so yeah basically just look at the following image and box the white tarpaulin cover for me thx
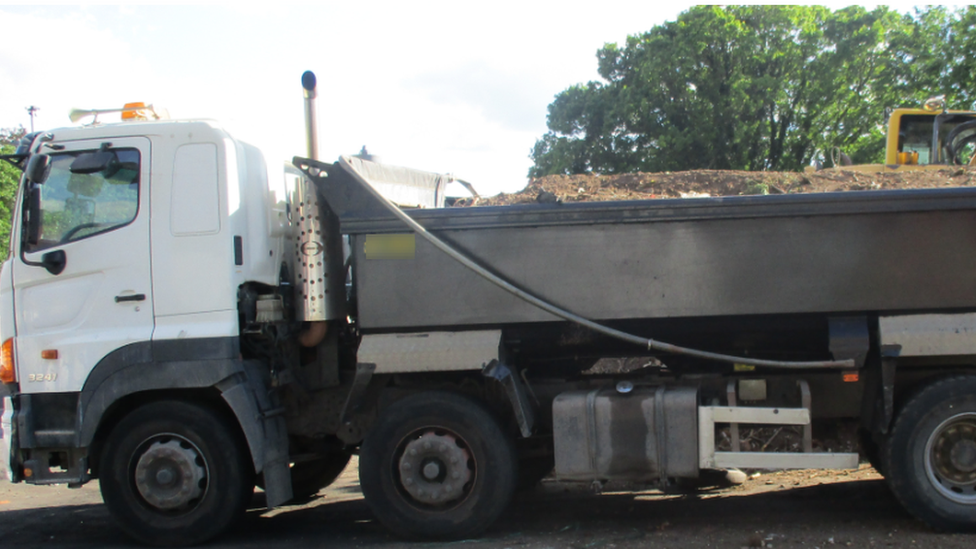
[339,155,448,209]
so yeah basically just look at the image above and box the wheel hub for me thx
[422,461,442,480]
[926,412,976,504]
[949,440,976,473]
[134,438,207,510]
[398,432,471,505]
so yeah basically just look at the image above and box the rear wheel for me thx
[884,376,976,532]
[359,391,517,540]
[99,400,254,546]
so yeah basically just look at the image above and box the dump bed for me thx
[311,157,976,332]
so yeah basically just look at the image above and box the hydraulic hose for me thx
[334,156,855,370]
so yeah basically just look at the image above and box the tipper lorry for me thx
[2,72,976,545]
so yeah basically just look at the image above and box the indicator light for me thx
[0,339,15,384]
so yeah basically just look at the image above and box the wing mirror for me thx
[25,154,51,184]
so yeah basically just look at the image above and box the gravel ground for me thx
[1,458,972,549]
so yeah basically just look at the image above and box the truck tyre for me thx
[98,400,254,546]
[359,391,517,540]
[884,375,976,532]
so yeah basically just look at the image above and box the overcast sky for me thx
[0,2,919,195]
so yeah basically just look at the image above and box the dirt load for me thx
[456,167,976,206]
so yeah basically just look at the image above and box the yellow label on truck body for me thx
[364,234,416,259]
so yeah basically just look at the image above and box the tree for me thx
[0,126,27,260]
[529,6,966,177]
[887,6,976,110]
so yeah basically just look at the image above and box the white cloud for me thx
[116,4,137,17]
[405,60,550,133]
[0,2,692,193]
[0,9,160,132]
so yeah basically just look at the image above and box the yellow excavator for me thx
[825,96,976,172]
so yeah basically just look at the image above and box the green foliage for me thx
[1,126,27,261]
[743,181,769,196]
[0,126,26,148]
[887,6,976,113]
[530,6,976,177]
[695,0,828,8]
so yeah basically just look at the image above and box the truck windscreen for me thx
[24,148,140,253]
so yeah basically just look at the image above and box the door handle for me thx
[115,294,146,303]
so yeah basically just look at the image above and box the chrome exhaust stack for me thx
[294,71,342,343]
[301,71,319,160]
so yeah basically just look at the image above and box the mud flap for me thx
[483,360,535,437]
[218,361,293,507]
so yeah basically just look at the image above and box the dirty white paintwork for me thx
[879,313,976,357]
[358,330,501,373]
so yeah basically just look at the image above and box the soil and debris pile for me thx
[454,167,976,207]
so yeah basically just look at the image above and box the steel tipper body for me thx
[296,155,976,536]
[329,164,976,329]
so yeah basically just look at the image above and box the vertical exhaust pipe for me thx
[296,70,338,347]
[301,71,319,161]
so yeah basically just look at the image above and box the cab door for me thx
[12,137,153,394]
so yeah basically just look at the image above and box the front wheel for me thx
[359,391,517,540]
[884,375,976,532]
[99,400,254,546]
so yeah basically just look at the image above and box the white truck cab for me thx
[0,97,447,544]
[0,116,313,543]
[8,120,294,390]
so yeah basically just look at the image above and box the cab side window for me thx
[26,148,140,252]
